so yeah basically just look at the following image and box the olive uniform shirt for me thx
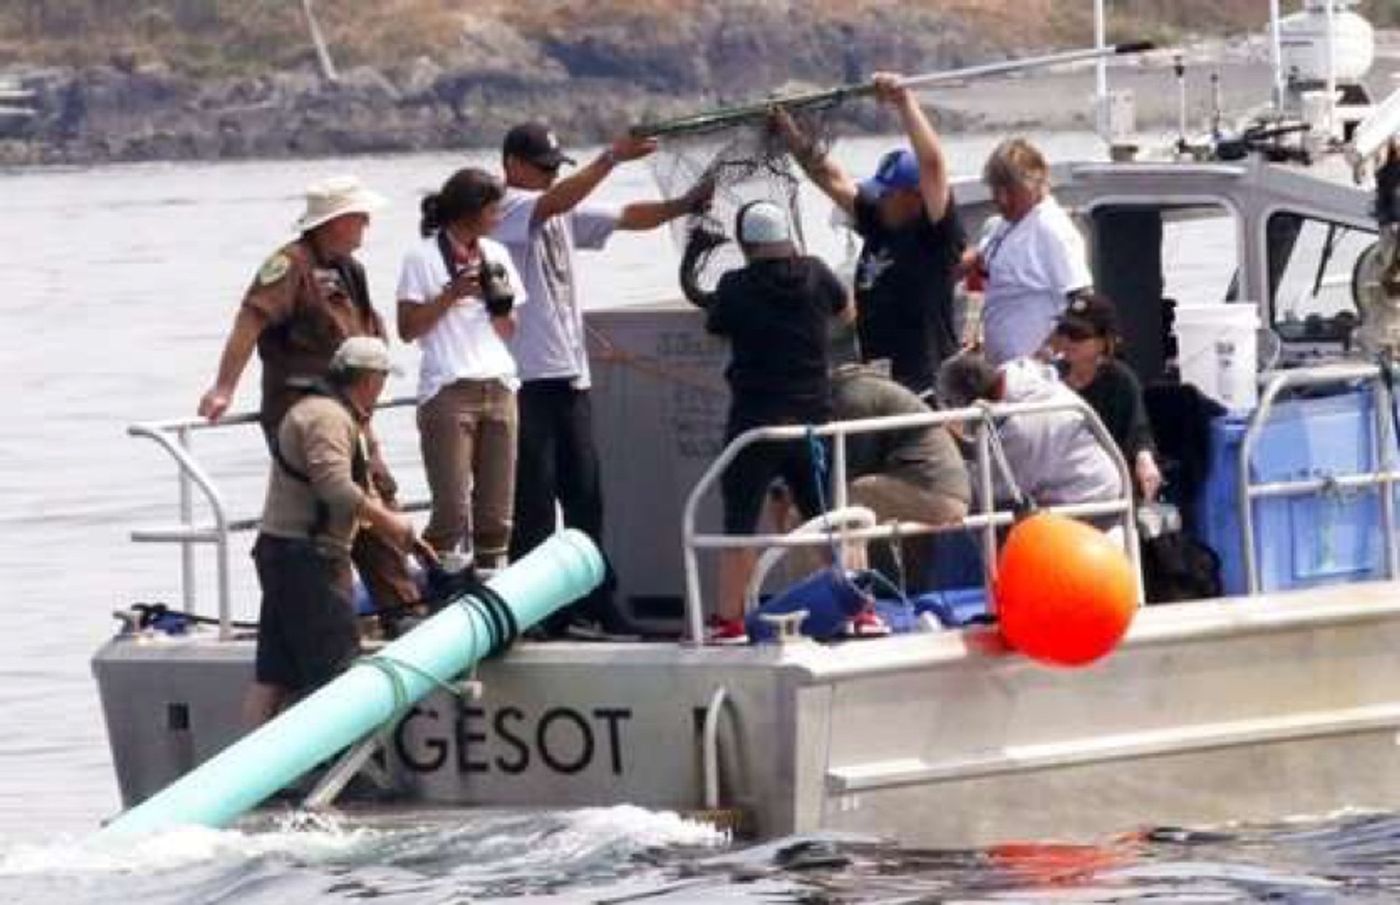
[242,239,386,435]
[259,395,371,556]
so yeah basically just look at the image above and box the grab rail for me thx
[680,397,1142,645]
[127,396,423,638]
[1238,363,1400,594]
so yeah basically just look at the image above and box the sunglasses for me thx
[1056,322,1100,342]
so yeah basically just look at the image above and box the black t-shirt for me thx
[705,255,847,425]
[853,192,966,393]
[1078,358,1155,461]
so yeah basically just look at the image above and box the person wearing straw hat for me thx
[247,336,426,724]
[775,72,967,398]
[196,174,422,629]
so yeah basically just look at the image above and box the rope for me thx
[977,403,1035,519]
[805,427,843,566]
[586,325,729,396]
[354,575,516,732]
[129,602,258,631]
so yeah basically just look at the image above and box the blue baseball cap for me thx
[859,148,920,199]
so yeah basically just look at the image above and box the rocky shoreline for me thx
[0,6,995,167]
[1,16,1384,168]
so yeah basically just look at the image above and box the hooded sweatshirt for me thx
[995,358,1124,506]
[705,255,848,426]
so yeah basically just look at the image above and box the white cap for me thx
[736,201,792,245]
[293,175,387,233]
[329,336,398,375]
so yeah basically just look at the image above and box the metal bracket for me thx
[302,732,395,810]
[758,609,810,646]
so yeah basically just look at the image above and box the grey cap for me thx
[329,336,399,375]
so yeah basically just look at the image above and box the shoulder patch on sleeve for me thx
[257,252,292,286]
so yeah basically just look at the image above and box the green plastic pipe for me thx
[97,528,604,839]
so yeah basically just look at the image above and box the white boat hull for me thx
[93,580,1400,844]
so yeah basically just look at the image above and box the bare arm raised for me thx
[871,71,950,224]
[529,134,658,227]
[772,106,859,218]
[618,178,715,231]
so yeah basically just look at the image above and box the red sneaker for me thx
[846,607,891,638]
[706,615,749,645]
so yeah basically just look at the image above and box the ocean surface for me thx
[0,130,1381,903]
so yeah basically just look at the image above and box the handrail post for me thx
[975,419,998,589]
[1240,376,1285,595]
[176,427,197,615]
[831,427,850,568]
[215,529,232,641]
[678,397,1146,641]
[128,424,234,638]
[1375,370,1399,579]
[1239,363,1387,595]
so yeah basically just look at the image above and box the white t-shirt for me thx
[980,196,1091,366]
[492,187,620,389]
[396,234,528,404]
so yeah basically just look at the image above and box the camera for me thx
[480,260,515,318]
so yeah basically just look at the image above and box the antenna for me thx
[1094,0,1109,141]
[1175,53,1188,153]
[1269,0,1285,111]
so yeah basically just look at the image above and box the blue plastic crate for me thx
[1197,388,1391,595]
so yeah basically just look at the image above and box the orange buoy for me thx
[993,512,1137,667]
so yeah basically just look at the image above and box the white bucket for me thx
[1175,303,1260,410]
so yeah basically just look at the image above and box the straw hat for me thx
[293,175,387,233]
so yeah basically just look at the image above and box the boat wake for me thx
[0,805,728,904]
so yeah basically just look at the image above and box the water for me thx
[2,132,1395,902]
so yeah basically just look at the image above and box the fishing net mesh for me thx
[647,101,846,293]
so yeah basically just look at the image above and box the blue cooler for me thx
[1197,388,1391,595]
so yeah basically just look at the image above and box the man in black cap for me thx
[494,122,712,638]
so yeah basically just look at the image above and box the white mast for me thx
[1095,0,1109,139]
[1269,0,1285,110]
[1324,0,1338,138]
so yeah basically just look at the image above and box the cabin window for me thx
[1266,211,1375,348]
[1092,202,1240,383]
[1161,204,1239,307]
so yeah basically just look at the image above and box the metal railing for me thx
[127,396,424,639]
[680,398,1143,645]
[1238,363,1400,594]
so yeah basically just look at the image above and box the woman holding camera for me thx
[397,167,527,570]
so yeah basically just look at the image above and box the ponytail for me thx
[419,168,505,239]
[419,193,443,238]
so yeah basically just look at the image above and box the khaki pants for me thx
[418,379,518,568]
[850,473,969,588]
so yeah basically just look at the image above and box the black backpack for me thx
[1138,503,1223,604]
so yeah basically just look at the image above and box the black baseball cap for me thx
[502,122,575,169]
[1055,293,1119,341]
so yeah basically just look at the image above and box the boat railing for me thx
[126,396,425,639]
[680,397,1142,645]
[1239,362,1400,594]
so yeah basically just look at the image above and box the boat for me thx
[92,3,1400,845]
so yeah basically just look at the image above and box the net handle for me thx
[633,41,1156,138]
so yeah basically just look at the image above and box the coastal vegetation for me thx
[1,1,1392,165]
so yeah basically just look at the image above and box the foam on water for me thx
[0,816,376,877]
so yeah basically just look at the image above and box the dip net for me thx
[640,96,849,296]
